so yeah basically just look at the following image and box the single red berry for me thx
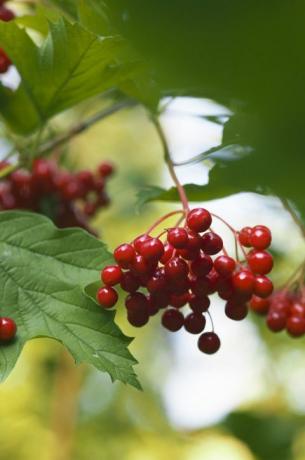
[254,275,274,298]
[238,227,253,247]
[160,243,174,264]
[201,232,223,255]
[191,254,213,277]
[286,316,305,337]
[186,208,212,233]
[130,254,154,276]
[232,270,255,296]
[217,278,234,300]
[98,162,114,177]
[249,296,270,315]
[247,250,273,275]
[146,268,167,293]
[101,265,122,286]
[198,332,221,354]
[161,308,184,332]
[125,292,149,314]
[77,170,95,190]
[170,292,190,308]
[225,300,248,321]
[97,287,118,308]
[214,255,236,277]
[266,310,286,332]
[147,295,160,316]
[290,301,305,318]
[164,257,189,281]
[120,271,140,293]
[0,317,16,341]
[185,230,202,252]
[206,269,220,294]
[189,294,210,313]
[133,234,152,253]
[0,48,10,73]
[167,227,189,249]
[184,313,206,334]
[127,309,149,327]
[114,243,135,268]
[249,225,272,250]
[0,6,15,21]
[139,238,164,263]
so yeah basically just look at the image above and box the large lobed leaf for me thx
[0,211,139,388]
[0,18,140,134]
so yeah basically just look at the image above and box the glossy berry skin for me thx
[225,301,248,321]
[247,250,273,275]
[286,316,305,337]
[214,256,236,277]
[0,317,16,341]
[249,225,272,250]
[254,275,273,298]
[167,227,189,249]
[114,243,135,268]
[164,257,188,281]
[186,208,212,233]
[238,227,253,247]
[120,272,140,293]
[97,287,118,308]
[201,232,223,255]
[189,294,210,313]
[125,292,149,314]
[146,269,167,293]
[191,254,213,277]
[170,293,190,308]
[249,296,270,315]
[133,234,152,253]
[184,313,206,334]
[139,238,164,263]
[198,332,221,354]
[160,243,174,264]
[161,308,184,331]
[266,310,287,332]
[127,309,149,327]
[232,270,255,296]
[98,162,114,177]
[101,265,122,286]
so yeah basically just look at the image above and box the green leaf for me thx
[0,211,139,388]
[0,18,140,134]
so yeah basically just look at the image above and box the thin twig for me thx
[280,197,305,239]
[38,99,137,156]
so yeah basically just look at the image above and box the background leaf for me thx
[0,211,139,388]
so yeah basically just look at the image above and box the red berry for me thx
[164,257,188,281]
[191,254,213,277]
[0,48,10,73]
[189,294,210,313]
[186,208,212,233]
[150,291,171,309]
[77,170,94,190]
[133,234,152,253]
[186,231,202,252]
[97,287,118,308]
[120,271,140,293]
[147,295,160,316]
[217,278,234,300]
[0,6,15,21]
[225,301,248,321]
[287,316,305,337]
[167,227,189,249]
[247,250,273,275]
[232,270,255,296]
[198,332,221,354]
[125,292,149,314]
[98,162,114,177]
[254,275,273,298]
[139,238,164,263]
[130,254,153,276]
[214,255,236,277]
[127,309,149,327]
[160,243,174,264]
[184,313,206,334]
[201,232,223,255]
[238,227,253,247]
[170,292,190,308]
[146,268,167,293]
[101,265,122,286]
[249,296,270,315]
[249,225,272,250]
[266,310,286,332]
[114,243,135,268]
[161,308,184,332]
[0,317,16,341]
[290,301,305,318]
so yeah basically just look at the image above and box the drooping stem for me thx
[280,197,305,239]
[210,212,248,260]
[151,116,190,213]
[38,99,137,156]
[146,210,185,235]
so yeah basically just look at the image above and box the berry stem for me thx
[280,197,305,239]
[146,210,185,235]
[210,212,248,259]
[207,311,215,332]
[281,258,305,290]
[151,116,190,213]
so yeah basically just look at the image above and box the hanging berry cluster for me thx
[0,158,114,233]
[0,1,15,74]
[250,263,305,337]
[96,208,274,355]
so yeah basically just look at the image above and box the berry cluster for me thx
[0,158,114,232]
[0,1,15,74]
[0,317,16,342]
[96,208,274,355]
